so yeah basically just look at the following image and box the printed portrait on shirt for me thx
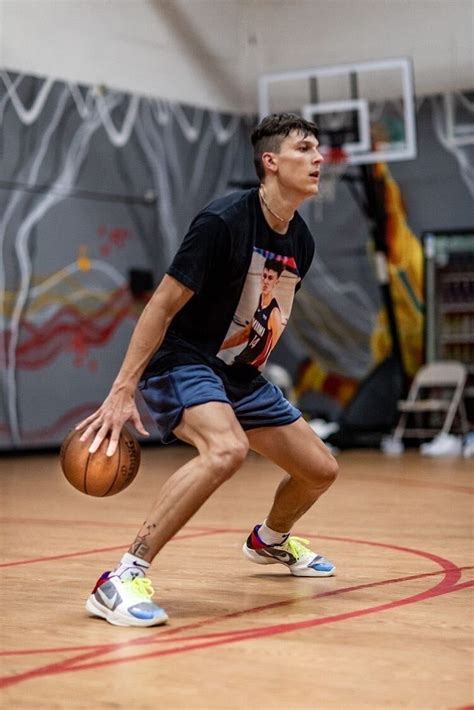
[217,247,300,371]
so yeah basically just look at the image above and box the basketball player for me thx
[220,258,284,369]
[77,113,338,627]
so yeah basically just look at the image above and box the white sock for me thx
[258,520,290,546]
[111,552,150,581]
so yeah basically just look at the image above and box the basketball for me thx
[60,426,141,496]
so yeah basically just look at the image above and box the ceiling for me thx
[1,0,473,113]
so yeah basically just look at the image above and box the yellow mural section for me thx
[370,163,424,377]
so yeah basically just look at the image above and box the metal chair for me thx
[392,361,469,442]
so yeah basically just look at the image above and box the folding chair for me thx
[392,361,469,442]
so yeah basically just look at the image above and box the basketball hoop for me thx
[318,144,348,203]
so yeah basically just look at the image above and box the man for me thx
[77,113,338,628]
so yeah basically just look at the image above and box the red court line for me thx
[1,578,471,687]
[3,566,472,657]
[64,579,474,673]
[0,532,471,688]
[0,528,226,569]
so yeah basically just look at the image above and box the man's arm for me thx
[220,323,252,351]
[268,307,283,348]
[76,274,193,456]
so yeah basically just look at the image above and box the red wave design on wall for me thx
[1,287,136,370]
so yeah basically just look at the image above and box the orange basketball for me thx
[60,426,141,496]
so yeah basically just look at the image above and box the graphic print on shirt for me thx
[217,247,300,371]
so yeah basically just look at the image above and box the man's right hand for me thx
[75,387,149,457]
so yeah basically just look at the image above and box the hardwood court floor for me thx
[0,446,472,710]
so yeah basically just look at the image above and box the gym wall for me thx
[1,70,472,449]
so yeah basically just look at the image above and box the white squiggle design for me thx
[0,73,22,122]
[456,90,474,113]
[150,102,186,202]
[136,101,179,263]
[154,99,170,126]
[188,124,216,197]
[209,111,241,144]
[6,96,120,442]
[0,85,71,387]
[1,72,247,443]
[170,103,205,142]
[96,93,140,148]
[66,82,96,119]
[0,71,55,125]
[1,72,241,146]
[213,126,241,196]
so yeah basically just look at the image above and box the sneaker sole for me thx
[242,543,281,565]
[85,595,168,627]
[242,543,336,577]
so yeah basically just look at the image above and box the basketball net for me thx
[312,145,348,221]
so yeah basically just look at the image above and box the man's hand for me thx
[75,388,149,457]
[74,275,193,458]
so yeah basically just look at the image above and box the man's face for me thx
[261,268,280,295]
[267,131,323,197]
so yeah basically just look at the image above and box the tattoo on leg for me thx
[129,522,157,558]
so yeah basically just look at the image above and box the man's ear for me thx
[261,151,278,175]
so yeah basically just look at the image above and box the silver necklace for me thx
[259,187,290,223]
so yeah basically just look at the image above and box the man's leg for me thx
[247,417,338,532]
[243,416,338,577]
[129,401,249,560]
[86,401,248,626]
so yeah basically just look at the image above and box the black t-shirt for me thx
[143,188,315,384]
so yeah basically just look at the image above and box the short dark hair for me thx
[263,257,284,276]
[251,112,319,181]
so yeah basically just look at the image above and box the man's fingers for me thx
[76,412,100,432]
[88,423,111,454]
[133,413,149,438]
[106,428,122,457]
[79,421,102,443]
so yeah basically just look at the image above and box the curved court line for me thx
[0,532,471,688]
[1,570,471,687]
[2,566,472,657]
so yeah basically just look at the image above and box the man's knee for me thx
[205,436,249,483]
[323,453,339,483]
[309,450,338,490]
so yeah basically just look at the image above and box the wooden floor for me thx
[0,446,473,710]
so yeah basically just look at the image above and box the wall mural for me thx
[1,71,472,448]
[0,70,252,448]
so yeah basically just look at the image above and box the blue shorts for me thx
[138,364,301,444]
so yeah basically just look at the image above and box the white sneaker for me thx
[86,572,168,627]
[243,526,335,577]
[420,433,462,457]
[381,435,405,455]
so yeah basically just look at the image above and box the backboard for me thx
[258,57,417,166]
